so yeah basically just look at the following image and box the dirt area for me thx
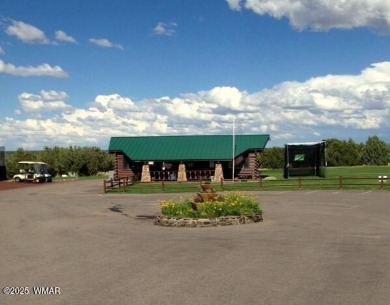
[0,180,43,191]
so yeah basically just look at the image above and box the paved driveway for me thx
[0,180,389,305]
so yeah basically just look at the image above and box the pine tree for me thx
[361,136,390,165]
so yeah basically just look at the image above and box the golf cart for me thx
[13,161,52,183]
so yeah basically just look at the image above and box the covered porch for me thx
[128,160,228,182]
[108,134,270,183]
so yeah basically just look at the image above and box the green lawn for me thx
[326,166,389,178]
[105,166,389,194]
[263,165,389,179]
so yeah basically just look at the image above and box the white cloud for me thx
[40,90,69,101]
[5,20,50,44]
[228,0,390,32]
[55,30,77,43]
[1,61,390,149]
[226,0,242,11]
[203,86,243,110]
[18,90,71,112]
[153,22,177,36]
[0,60,68,77]
[92,94,136,112]
[88,38,123,50]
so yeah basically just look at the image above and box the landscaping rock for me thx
[154,213,263,228]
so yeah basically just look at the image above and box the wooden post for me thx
[123,177,127,192]
[339,176,343,189]
[259,177,263,189]
[298,177,302,190]
[220,177,224,190]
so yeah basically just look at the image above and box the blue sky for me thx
[1,0,389,150]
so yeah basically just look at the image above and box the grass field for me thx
[105,165,390,194]
[263,165,389,179]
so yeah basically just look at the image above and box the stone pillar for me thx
[141,164,151,182]
[214,163,223,182]
[177,163,187,182]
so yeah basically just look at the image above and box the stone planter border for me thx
[154,213,263,227]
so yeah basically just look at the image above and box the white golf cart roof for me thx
[18,161,48,165]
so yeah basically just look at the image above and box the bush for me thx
[160,192,262,218]
[160,198,199,218]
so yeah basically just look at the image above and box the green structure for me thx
[108,134,270,181]
[284,141,327,178]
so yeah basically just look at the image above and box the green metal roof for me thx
[108,134,270,161]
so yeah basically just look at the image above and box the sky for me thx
[0,0,390,151]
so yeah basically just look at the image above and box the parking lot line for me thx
[304,191,318,194]
[361,191,372,195]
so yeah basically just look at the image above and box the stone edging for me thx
[154,214,263,227]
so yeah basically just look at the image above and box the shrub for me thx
[160,192,262,218]
[160,199,199,218]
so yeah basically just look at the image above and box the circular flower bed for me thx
[155,214,263,227]
[155,191,263,227]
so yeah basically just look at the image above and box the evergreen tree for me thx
[257,147,284,169]
[325,138,362,166]
[361,136,390,165]
[326,139,343,166]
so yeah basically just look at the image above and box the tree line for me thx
[5,146,114,178]
[258,135,390,169]
[4,135,389,178]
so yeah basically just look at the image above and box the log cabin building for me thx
[108,134,270,182]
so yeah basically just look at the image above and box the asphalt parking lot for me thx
[0,180,389,305]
